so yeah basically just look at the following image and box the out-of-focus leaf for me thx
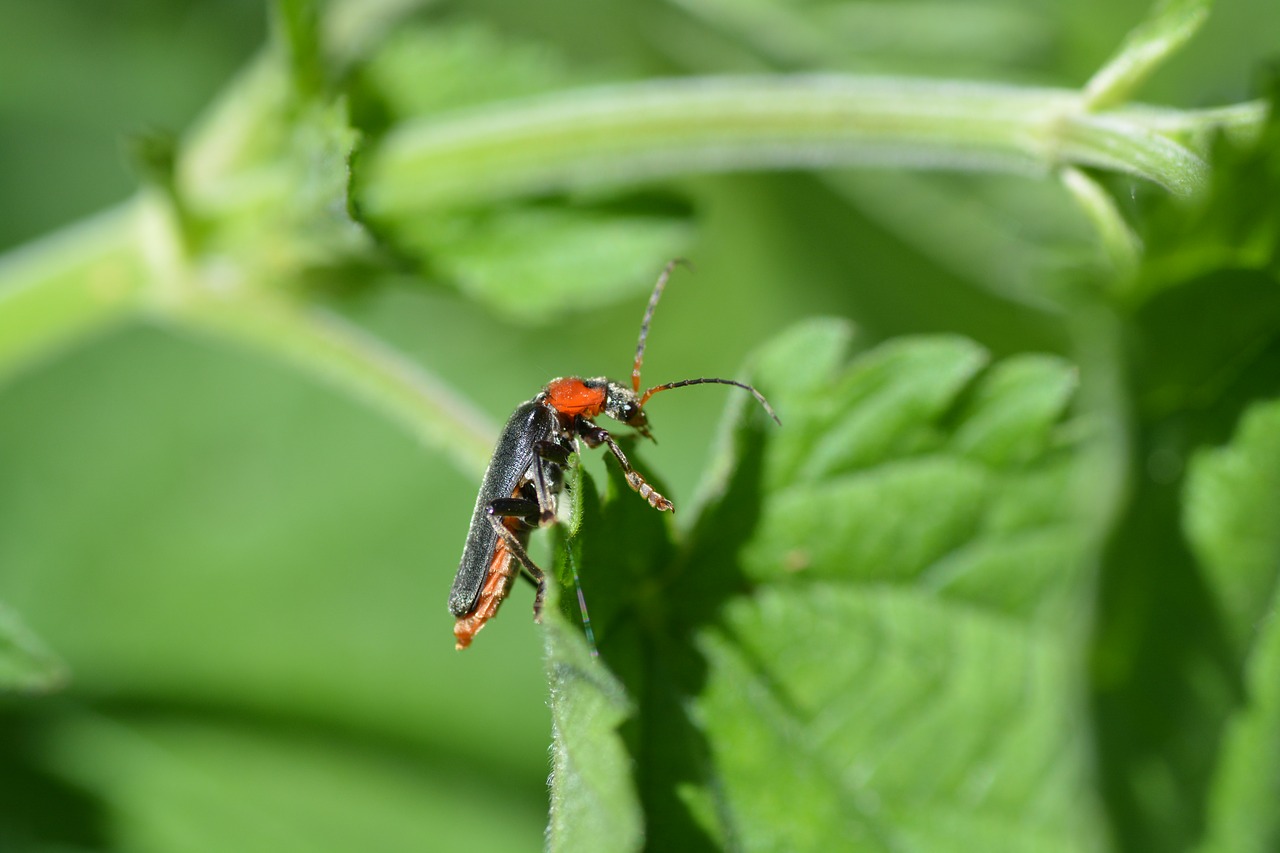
[358,23,585,123]
[1184,399,1280,853]
[177,27,372,282]
[1129,268,1280,421]
[1089,87,1280,849]
[1128,81,1279,305]
[826,171,1101,310]
[272,0,325,100]
[0,323,550,774]
[1185,400,1280,652]
[394,205,694,323]
[39,710,543,853]
[356,23,692,322]
[324,0,440,69]
[0,601,66,694]
[1191,613,1280,853]
[278,98,370,269]
[669,0,1055,76]
[547,321,1104,850]
[950,354,1078,466]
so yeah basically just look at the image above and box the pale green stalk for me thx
[362,76,1258,218]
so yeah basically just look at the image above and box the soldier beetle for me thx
[449,261,779,649]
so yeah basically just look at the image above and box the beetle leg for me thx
[487,497,541,527]
[487,513,548,621]
[532,440,572,526]
[576,420,674,513]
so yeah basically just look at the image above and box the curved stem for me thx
[171,289,496,476]
[0,203,150,381]
[1060,166,1142,282]
[0,197,496,478]
[361,75,1255,217]
[0,72,1265,481]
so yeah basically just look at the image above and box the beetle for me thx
[449,261,779,649]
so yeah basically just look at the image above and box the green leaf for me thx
[1127,80,1280,306]
[665,0,1053,74]
[357,23,586,123]
[793,335,989,481]
[825,171,1103,311]
[545,612,642,853]
[390,204,694,323]
[0,600,67,694]
[176,32,372,282]
[1184,399,1280,853]
[1129,269,1280,421]
[271,0,325,100]
[37,710,544,853]
[356,23,693,321]
[1185,399,1280,652]
[1083,0,1213,110]
[279,98,370,269]
[323,0,442,69]
[0,324,550,787]
[949,353,1078,466]
[1192,613,1280,853]
[546,323,1104,850]
[545,460,644,853]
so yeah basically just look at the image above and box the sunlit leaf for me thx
[548,323,1105,851]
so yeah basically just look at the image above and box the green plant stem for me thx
[362,76,1262,216]
[0,196,496,477]
[1060,166,1142,281]
[0,204,150,381]
[172,289,496,476]
[0,72,1266,478]
[1081,0,1212,110]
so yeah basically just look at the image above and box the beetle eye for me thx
[620,403,636,421]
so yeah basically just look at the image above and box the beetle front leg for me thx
[532,440,572,526]
[577,420,674,513]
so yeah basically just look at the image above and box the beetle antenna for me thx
[632,259,691,393]
[566,544,598,657]
[640,377,781,425]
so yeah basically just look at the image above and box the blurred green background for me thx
[0,1,1277,851]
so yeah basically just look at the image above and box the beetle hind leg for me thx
[487,513,548,622]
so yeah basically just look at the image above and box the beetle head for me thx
[604,381,653,440]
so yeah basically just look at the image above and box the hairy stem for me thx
[0,204,149,381]
[0,72,1265,477]
[0,196,495,476]
[172,289,496,476]
[362,76,1261,217]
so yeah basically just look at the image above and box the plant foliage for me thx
[0,0,1278,851]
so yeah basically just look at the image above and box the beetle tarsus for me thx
[627,470,674,512]
[585,424,675,513]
